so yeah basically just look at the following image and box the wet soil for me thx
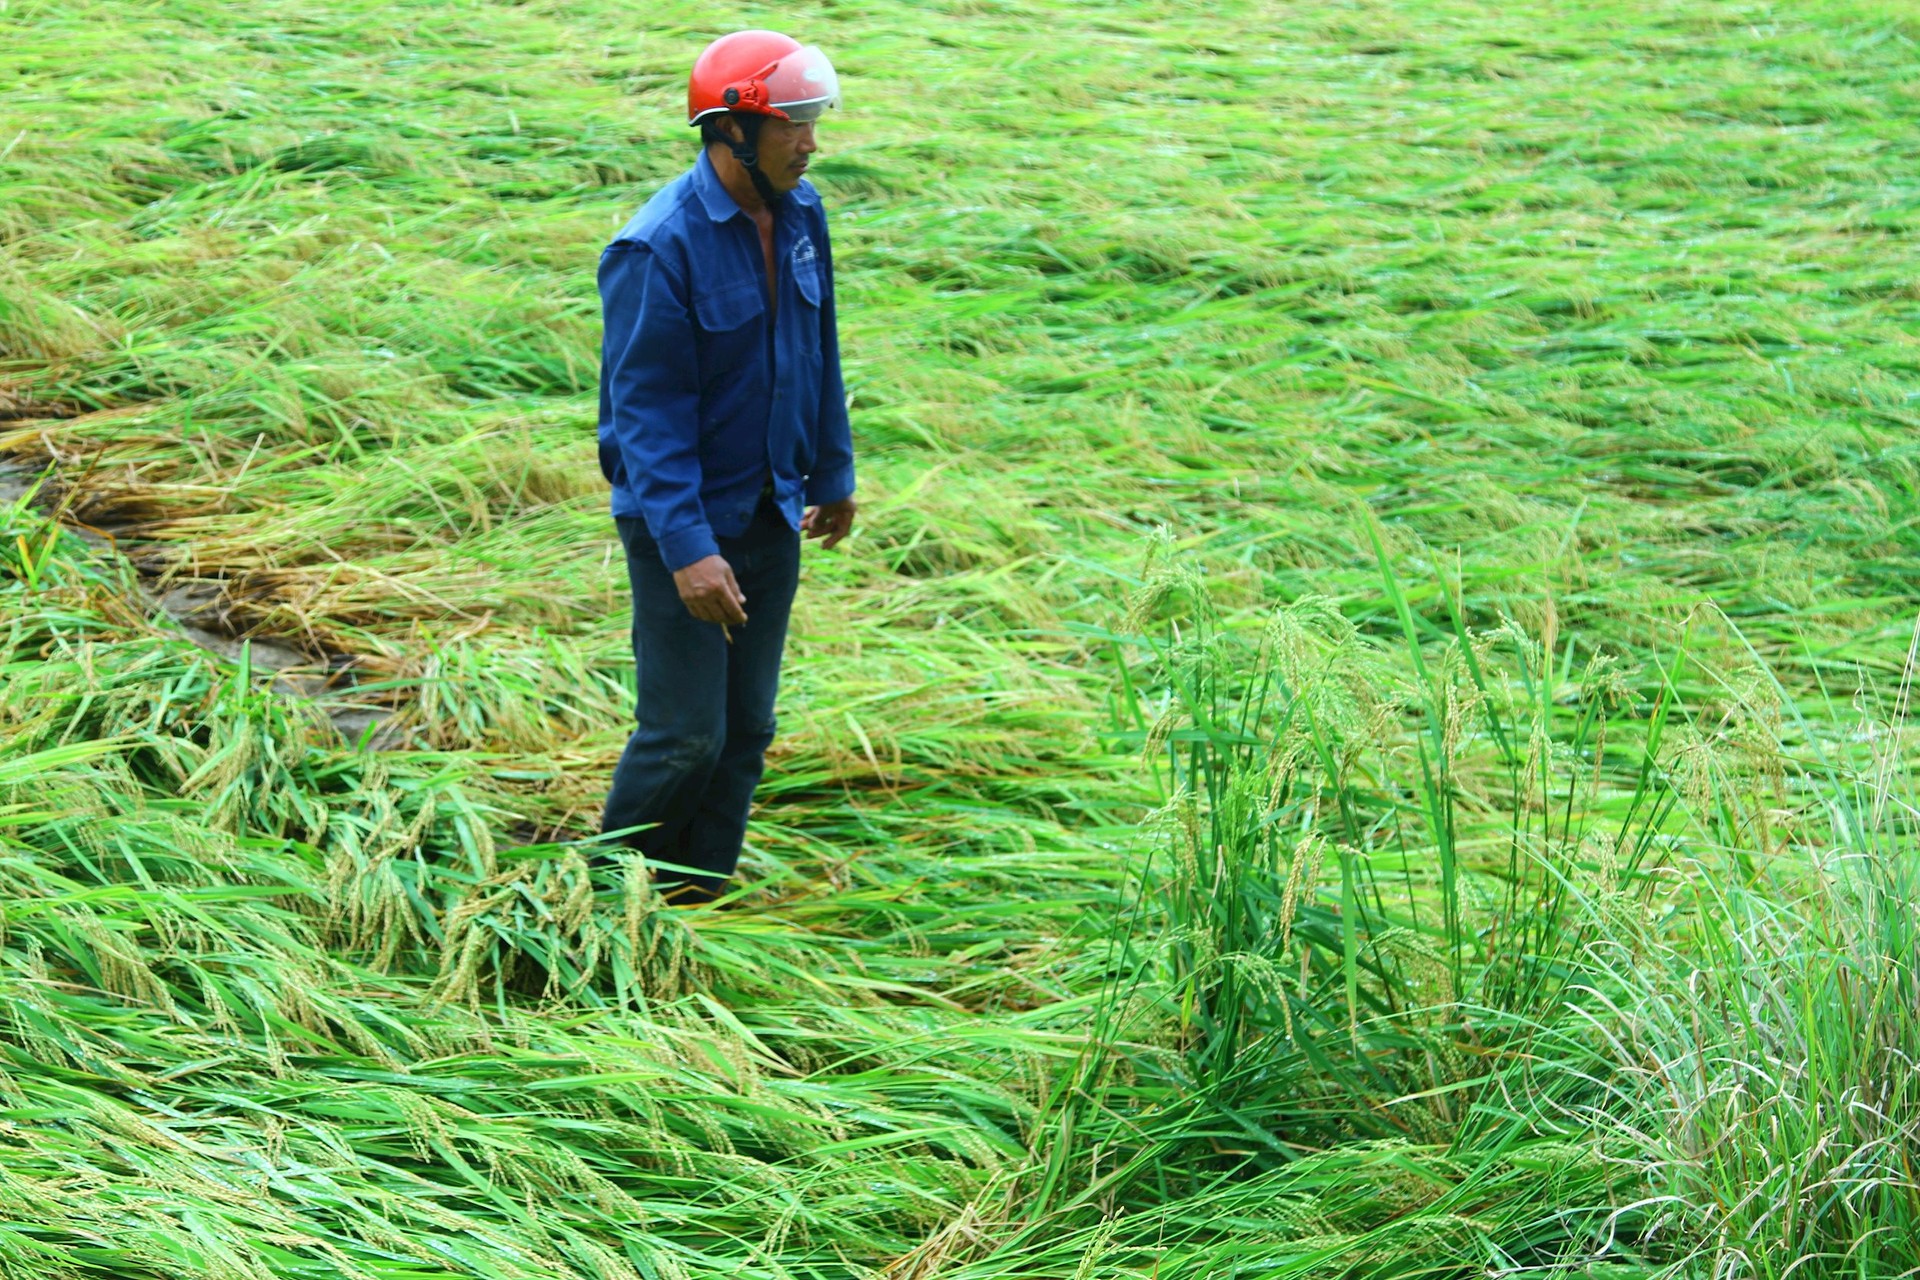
[3,456,407,750]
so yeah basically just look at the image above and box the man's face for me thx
[753,117,819,193]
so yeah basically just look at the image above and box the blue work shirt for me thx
[596,149,855,573]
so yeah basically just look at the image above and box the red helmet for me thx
[688,30,841,127]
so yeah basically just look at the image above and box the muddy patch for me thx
[0,460,45,507]
[4,456,407,750]
[0,388,77,427]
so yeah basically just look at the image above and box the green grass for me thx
[3,0,1919,1275]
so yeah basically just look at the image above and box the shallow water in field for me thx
[6,456,405,747]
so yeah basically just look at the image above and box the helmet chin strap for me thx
[725,113,785,210]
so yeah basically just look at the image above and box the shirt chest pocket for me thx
[692,276,764,333]
[792,257,823,357]
[690,277,765,393]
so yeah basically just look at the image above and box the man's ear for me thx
[719,114,745,145]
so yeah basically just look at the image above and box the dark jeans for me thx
[600,488,800,897]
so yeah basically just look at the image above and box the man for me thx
[596,30,857,904]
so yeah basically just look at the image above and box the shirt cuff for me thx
[803,464,855,507]
[657,524,720,574]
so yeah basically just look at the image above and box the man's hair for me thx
[699,112,762,151]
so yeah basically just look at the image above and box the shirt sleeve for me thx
[599,240,720,572]
[804,210,856,507]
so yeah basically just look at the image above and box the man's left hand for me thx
[801,497,857,550]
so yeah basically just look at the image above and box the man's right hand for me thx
[672,554,747,626]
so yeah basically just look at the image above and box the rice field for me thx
[3,0,1919,1275]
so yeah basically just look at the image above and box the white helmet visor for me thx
[764,45,841,122]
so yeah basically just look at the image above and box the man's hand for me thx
[672,554,747,626]
[802,497,857,550]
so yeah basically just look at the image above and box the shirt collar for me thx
[694,148,821,220]
[693,149,743,223]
